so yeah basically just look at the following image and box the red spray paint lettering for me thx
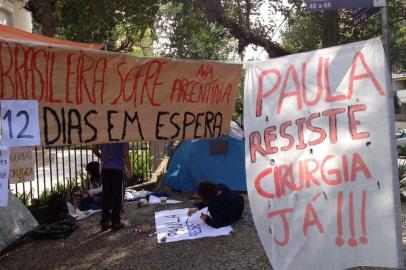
[254,152,372,200]
[256,52,384,117]
[249,104,369,163]
[267,190,368,248]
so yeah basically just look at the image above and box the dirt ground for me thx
[0,193,405,270]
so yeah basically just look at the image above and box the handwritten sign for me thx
[0,39,242,146]
[8,147,35,184]
[155,208,232,243]
[1,100,40,147]
[244,38,403,270]
[0,146,9,207]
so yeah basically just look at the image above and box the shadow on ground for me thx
[0,194,405,270]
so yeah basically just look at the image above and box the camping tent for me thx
[0,192,38,252]
[164,122,246,192]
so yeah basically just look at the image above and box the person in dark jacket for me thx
[187,181,244,228]
[76,161,103,211]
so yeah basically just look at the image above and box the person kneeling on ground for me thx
[188,181,244,228]
[75,161,103,211]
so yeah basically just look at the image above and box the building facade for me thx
[0,0,32,32]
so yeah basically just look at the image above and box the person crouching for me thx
[188,181,244,228]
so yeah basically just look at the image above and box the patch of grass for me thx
[17,170,89,206]
[129,151,151,182]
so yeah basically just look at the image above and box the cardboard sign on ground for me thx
[155,208,232,243]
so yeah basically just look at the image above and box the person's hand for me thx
[200,213,208,222]
[187,208,198,217]
[126,170,133,179]
[80,189,89,198]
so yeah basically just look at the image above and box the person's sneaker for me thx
[100,221,111,231]
[111,222,124,231]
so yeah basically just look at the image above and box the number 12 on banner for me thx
[1,100,41,147]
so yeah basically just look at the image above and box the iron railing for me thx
[10,141,172,206]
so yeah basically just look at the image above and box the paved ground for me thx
[0,193,405,270]
[396,121,406,130]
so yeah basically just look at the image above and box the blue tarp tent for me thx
[164,135,246,192]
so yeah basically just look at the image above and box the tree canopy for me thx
[24,0,292,59]
[25,0,160,54]
[281,0,406,71]
[24,0,406,125]
[25,0,405,67]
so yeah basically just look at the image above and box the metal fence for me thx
[10,141,172,206]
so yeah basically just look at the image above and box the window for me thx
[0,9,12,26]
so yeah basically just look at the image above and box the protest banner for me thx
[8,147,35,184]
[0,39,243,146]
[244,38,403,270]
[1,100,41,147]
[155,208,232,243]
[0,146,9,207]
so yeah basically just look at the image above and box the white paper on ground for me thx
[75,209,101,220]
[149,195,182,204]
[67,202,101,220]
[155,207,232,243]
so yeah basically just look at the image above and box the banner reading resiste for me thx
[244,38,403,270]
[0,39,242,146]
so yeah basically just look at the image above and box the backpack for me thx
[31,216,78,239]
[47,193,69,223]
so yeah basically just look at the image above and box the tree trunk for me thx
[321,11,340,48]
[40,2,57,37]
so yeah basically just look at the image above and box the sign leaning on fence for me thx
[244,38,404,270]
[0,39,243,146]
[8,147,35,184]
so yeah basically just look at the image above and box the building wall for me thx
[394,79,406,91]
[0,0,32,32]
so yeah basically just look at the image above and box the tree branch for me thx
[199,0,290,57]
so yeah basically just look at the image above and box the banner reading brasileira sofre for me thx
[244,38,404,270]
[0,39,242,146]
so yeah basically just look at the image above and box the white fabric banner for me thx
[244,38,403,270]
[0,146,10,207]
[155,208,232,243]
